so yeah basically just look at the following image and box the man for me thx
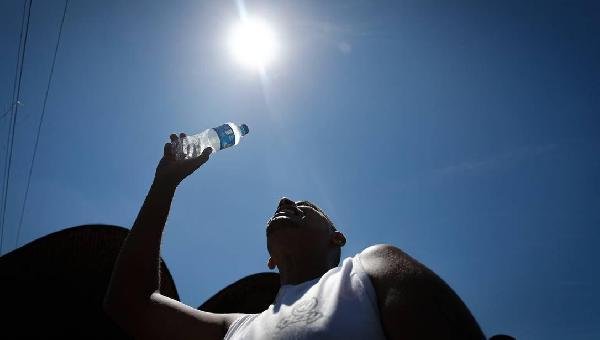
[104,133,486,339]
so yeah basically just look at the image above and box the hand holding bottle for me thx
[172,122,249,161]
[154,133,212,188]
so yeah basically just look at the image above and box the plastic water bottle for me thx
[172,122,249,160]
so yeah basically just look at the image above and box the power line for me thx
[15,0,70,249]
[0,0,30,254]
[0,0,33,255]
[0,0,29,254]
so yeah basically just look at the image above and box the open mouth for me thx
[266,205,306,235]
[273,207,303,218]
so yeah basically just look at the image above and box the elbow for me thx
[102,293,140,334]
[103,288,152,325]
[103,296,137,337]
[102,288,132,322]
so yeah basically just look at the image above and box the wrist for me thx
[151,177,179,193]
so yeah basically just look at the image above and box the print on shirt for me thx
[276,297,323,330]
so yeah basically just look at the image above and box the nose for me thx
[278,197,295,209]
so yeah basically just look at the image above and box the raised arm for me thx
[103,133,242,339]
[359,244,485,340]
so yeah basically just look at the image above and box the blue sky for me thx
[1,0,599,338]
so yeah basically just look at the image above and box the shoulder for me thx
[359,243,407,261]
[358,244,428,280]
[358,243,451,297]
[357,245,486,339]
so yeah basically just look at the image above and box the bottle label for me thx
[213,124,236,150]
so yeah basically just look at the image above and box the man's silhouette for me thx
[104,133,485,339]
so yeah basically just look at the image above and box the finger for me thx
[179,133,187,138]
[163,143,175,161]
[170,134,178,142]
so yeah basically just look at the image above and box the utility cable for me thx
[15,0,70,248]
[0,0,29,254]
[0,0,33,255]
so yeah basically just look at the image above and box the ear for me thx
[330,231,346,247]
[267,257,276,270]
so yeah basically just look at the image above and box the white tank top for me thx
[224,254,387,339]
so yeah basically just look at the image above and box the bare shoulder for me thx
[358,244,428,280]
[357,244,485,339]
[358,243,460,299]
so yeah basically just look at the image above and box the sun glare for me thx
[229,17,278,70]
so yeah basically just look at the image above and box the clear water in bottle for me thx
[172,122,249,160]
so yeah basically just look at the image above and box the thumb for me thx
[201,147,214,158]
[185,147,213,171]
[198,147,213,163]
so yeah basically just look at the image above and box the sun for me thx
[229,17,278,70]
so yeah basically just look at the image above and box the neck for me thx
[278,254,331,285]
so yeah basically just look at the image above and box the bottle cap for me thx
[240,123,249,136]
